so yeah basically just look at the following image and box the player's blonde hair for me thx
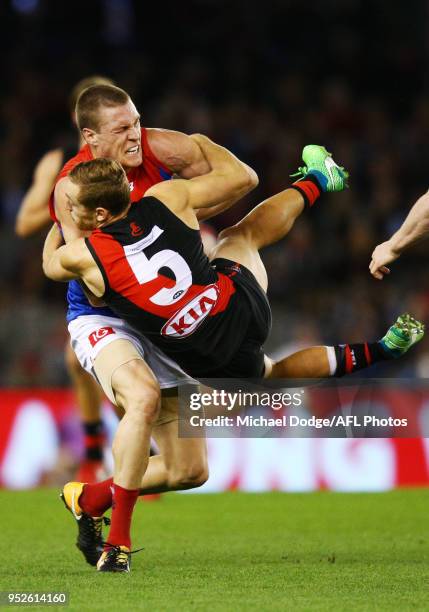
[69,158,130,216]
[76,84,130,131]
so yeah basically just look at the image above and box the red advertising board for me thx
[0,389,428,490]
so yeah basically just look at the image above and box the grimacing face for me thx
[89,99,142,170]
[65,181,98,231]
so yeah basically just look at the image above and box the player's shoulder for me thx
[146,127,190,148]
[58,144,92,180]
[53,175,74,217]
[54,175,71,196]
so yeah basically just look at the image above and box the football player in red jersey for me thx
[44,136,424,571]
[48,85,258,572]
[15,76,118,484]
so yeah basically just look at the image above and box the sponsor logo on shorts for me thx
[88,326,116,347]
[161,285,219,338]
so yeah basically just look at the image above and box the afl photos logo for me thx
[88,326,116,347]
[161,285,219,338]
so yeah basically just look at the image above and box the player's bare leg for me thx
[65,343,107,483]
[265,314,425,379]
[210,145,347,291]
[210,189,304,292]
[96,351,160,572]
[137,394,208,494]
[209,147,424,380]
[76,395,208,494]
[62,339,161,572]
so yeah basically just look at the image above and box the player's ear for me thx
[95,207,109,224]
[82,128,97,146]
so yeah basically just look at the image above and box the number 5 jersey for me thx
[85,196,272,378]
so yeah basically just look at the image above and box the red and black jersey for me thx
[86,197,272,377]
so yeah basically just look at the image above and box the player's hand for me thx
[369,241,399,279]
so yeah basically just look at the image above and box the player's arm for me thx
[147,128,258,219]
[370,191,429,279]
[15,149,63,237]
[42,224,103,300]
[147,128,211,179]
[52,178,108,305]
[42,223,80,281]
[194,158,258,221]
[146,135,255,213]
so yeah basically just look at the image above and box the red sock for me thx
[105,483,140,550]
[80,477,113,516]
[291,174,322,207]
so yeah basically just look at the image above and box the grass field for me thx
[0,489,428,611]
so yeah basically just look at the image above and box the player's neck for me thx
[97,205,131,229]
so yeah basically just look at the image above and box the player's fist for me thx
[369,241,399,279]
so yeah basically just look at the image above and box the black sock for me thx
[83,420,105,461]
[333,342,390,377]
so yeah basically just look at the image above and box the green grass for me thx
[0,489,428,611]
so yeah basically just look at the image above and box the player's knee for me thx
[168,462,209,490]
[218,224,255,248]
[122,383,161,425]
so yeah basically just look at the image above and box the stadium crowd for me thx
[1,0,429,385]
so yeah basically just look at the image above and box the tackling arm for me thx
[146,135,255,213]
[42,223,79,282]
[195,157,258,221]
[147,129,258,219]
[370,191,429,279]
[42,224,103,299]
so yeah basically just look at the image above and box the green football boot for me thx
[379,313,425,358]
[291,145,349,192]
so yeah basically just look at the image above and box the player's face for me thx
[65,183,97,231]
[94,100,142,170]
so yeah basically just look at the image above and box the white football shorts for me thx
[68,314,193,403]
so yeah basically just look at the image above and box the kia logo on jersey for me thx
[161,285,219,338]
[130,222,144,237]
[88,326,116,347]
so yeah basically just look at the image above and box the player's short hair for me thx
[69,76,116,115]
[76,84,130,131]
[69,158,130,216]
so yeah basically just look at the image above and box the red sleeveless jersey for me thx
[49,127,172,222]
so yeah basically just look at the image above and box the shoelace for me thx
[290,166,308,179]
[87,516,111,542]
[104,543,144,557]
[290,164,349,180]
[100,544,144,569]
